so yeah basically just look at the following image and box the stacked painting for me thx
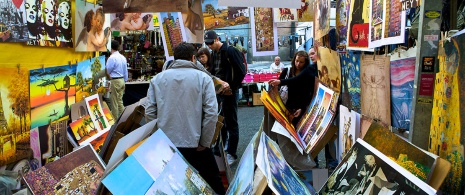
[337,105,360,162]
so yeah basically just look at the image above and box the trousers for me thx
[220,90,239,157]
[110,78,125,119]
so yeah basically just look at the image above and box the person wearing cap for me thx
[106,40,128,118]
[204,30,246,165]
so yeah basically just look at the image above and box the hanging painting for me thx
[314,0,331,40]
[346,0,371,51]
[30,64,77,129]
[26,0,72,47]
[297,0,313,22]
[76,56,107,103]
[157,12,187,61]
[109,12,154,32]
[182,0,205,43]
[368,0,406,48]
[75,1,111,52]
[272,8,298,23]
[202,0,249,30]
[340,51,361,113]
[338,105,358,162]
[336,0,351,53]
[102,0,187,13]
[218,0,301,8]
[316,47,342,92]
[0,0,28,42]
[250,7,278,56]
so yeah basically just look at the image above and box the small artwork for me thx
[336,0,351,53]
[30,64,77,129]
[340,52,361,113]
[297,0,313,22]
[202,0,249,30]
[158,12,187,61]
[347,0,370,50]
[319,139,436,195]
[23,144,105,195]
[227,133,255,194]
[250,7,278,56]
[69,115,98,145]
[338,105,358,162]
[182,0,204,43]
[30,128,42,168]
[89,130,109,153]
[26,0,73,47]
[368,0,406,48]
[421,56,435,72]
[317,47,342,92]
[109,12,154,31]
[314,0,331,40]
[272,8,297,22]
[76,56,106,102]
[369,0,384,43]
[75,1,111,52]
[0,0,28,42]
[390,57,415,131]
[102,0,187,13]
[85,94,110,132]
[38,117,70,165]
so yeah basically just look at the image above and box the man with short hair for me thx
[204,30,246,165]
[106,40,128,118]
[145,43,225,194]
[270,56,285,72]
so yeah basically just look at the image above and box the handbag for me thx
[279,68,290,103]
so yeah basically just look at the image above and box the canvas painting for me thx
[346,0,371,50]
[158,12,187,61]
[390,49,416,131]
[202,0,249,30]
[317,47,342,92]
[336,0,351,53]
[24,144,105,195]
[30,127,41,168]
[0,67,30,166]
[0,0,28,42]
[109,12,154,31]
[340,52,361,113]
[364,121,438,182]
[250,7,278,56]
[69,115,98,144]
[30,64,77,129]
[226,133,255,194]
[314,0,331,40]
[75,1,111,52]
[218,0,301,8]
[368,0,406,48]
[297,0,313,22]
[272,8,297,23]
[306,109,335,152]
[320,139,436,194]
[89,131,108,154]
[338,105,358,162]
[297,83,326,135]
[26,0,72,47]
[85,94,110,132]
[102,0,187,13]
[76,56,106,102]
[38,117,70,165]
[360,55,391,125]
[182,0,204,43]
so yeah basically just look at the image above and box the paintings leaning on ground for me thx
[319,139,436,195]
[260,79,339,154]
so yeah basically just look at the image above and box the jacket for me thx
[211,42,246,90]
[145,59,218,148]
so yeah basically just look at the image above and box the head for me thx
[94,7,105,32]
[274,56,281,65]
[42,0,56,27]
[204,30,222,51]
[173,42,197,62]
[84,9,94,32]
[25,0,40,24]
[111,40,120,52]
[57,1,70,29]
[308,47,318,64]
[322,65,329,76]
[196,47,211,66]
[291,51,309,71]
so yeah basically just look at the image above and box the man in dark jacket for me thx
[204,30,246,165]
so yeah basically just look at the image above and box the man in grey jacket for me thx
[145,43,225,194]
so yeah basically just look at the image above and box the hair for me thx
[111,40,120,51]
[84,9,95,32]
[174,42,197,61]
[196,48,211,62]
[275,56,281,60]
[322,65,328,74]
[290,50,309,76]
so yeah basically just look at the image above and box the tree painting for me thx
[76,56,106,102]
[204,4,216,18]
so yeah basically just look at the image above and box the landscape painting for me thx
[0,67,31,166]
[202,0,249,30]
[340,52,361,113]
[76,56,106,102]
[30,64,77,129]
[85,94,110,132]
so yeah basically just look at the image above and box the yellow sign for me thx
[153,15,159,26]
[417,97,433,104]
[425,11,441,19]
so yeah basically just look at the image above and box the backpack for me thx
[224,46,246,89]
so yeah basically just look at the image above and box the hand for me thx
[268,79,281,87]
[196,145,206,151]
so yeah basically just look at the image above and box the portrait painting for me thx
[75,1,111,52]
[102,0,187,13]
[109,12,154,32]
[317,47,342,92]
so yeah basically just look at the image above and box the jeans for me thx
[220,89,239,158]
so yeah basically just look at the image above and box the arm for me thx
[106,57,116,77]
[121,21,136,31]
[88,33,107,48]
[280,66,313,86]
[227,47,246,89]
[199,77,219,148]
[130,18,144,30]
[144,81,158,122]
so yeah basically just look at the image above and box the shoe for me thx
[226,154,237,165]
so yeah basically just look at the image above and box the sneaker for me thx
[226,154,237,165]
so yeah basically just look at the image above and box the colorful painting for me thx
[317,47,342,92]
[76,56,106,102]
[297,84,326,135]
[368,0,406,48]
[24,144,105,195]
[369,0,384,44]
[103,0,187,13]
[26,0,72,47]
[226,132,255,194]
[250,7,277,56]
[346,0,370,50]
[338,105,358,162]
[69,115,98,144]
[182,0,204,43]
[340,52,361,113]
[85,94,110,132]
[0,67,30,166]
[390,53,415,131]
[314,0,331,40]
[158,12,187,61]
[384,0,404,39]
[0,0,28,42]
[75,1,110,52]
[30,127,41,168]
[273,8,297,22]
[89,131,109,153]
[202,0,249,30]
[360,55,391,125]
[336,0,351,53]
[320,139,436,194]
[109,12,154,31]
[297,0,313,22]
[38,117,69,165]
[30,64,77,129]
[218,0,301,8]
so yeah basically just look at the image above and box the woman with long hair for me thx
[196,47,213,73]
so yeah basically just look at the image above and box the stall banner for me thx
[336,0,351,53]
[75,1,110,52]
[340,51,361,113]
[182,0,205,43]
[102,0,187,13]
[157,12,187,61]
[109,12,154,32]
[368,0,406,48]
[360,55,391,125]
[202,0,249,30]
[314,0,331,40]
[250,7,278,56]
[346,0,371,51]
[0,0,27,42]
[26,0,73,47]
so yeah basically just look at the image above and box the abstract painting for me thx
[30,64,76,129]
[158,12,187,61]
[0,0,28,42]
[75,1,111,52]
[0,67,30,166]
[314,0,331,40]
[346,0,370,50]
[76,56,106,102]
[340,52,361,113]
[109,12,154,31]
[320,139,436,195]
[26,0,73,47]
[102,0,187,13]
[338,105,358,162]
[202,0,249,30]
[317,47,342,92]
[85,94,110,132]
[273,8,297,23]
[182,0,205,43]
[336,0,351,53]
[24,144,105,195]
[250,7,278,56]
[360,55,391,125]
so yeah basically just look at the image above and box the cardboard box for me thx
[253,93,263,106]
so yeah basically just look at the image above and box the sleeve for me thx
[199,77,219,148]
[144,80,158,122]
[106,57,115,76]
[227,47,246,89]
[280,66,313,86]
[278,68,287,80]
